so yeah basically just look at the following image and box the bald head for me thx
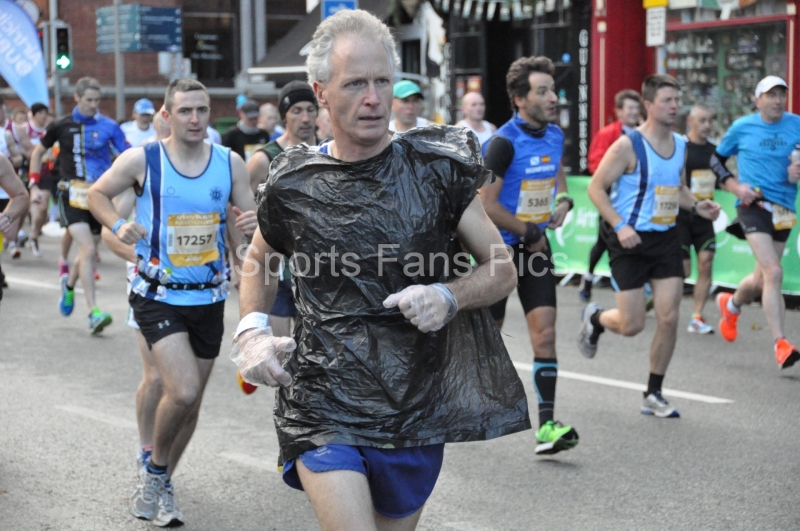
[461,92,486,122]
[686,103,715,144]
[259,103,280,134]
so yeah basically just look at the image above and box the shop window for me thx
[667,0,787,23]
[665,21,786,136]
[402,40,422,75]
[184,13,237,86]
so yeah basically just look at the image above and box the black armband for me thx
[523,222,543,246]
[556,195,574,211]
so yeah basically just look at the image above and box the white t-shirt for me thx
[206,126,222,144]
[388,116,430,132]
[456,120,494,146]
[121,121,156,147]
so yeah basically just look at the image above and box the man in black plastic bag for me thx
[231,9,529,531]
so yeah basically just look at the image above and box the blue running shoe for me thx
[89,308,112,335]
[58,274,74,316]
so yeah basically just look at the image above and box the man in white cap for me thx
[389,80,430,133]
[711,75,800,370]
[121,99,157,147]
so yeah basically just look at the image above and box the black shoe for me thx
[579,277,592,302]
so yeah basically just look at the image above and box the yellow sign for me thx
[643,0,668,7]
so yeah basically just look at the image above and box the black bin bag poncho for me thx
[256,125,530,464]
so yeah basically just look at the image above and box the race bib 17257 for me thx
[166,212,220,267]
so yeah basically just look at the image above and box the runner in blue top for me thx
[582,74,720,418]
[28,77,130,335]
[482,55,579,455]
[710,76,800,369]
[88,78,259,527]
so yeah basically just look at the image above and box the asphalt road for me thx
[1,234,798,531]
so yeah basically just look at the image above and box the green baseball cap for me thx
[393,80,423,99]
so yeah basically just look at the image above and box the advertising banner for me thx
[549,177,800,294]
[0,0,49,108]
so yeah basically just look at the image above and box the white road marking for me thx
[512,361,734,404]
[5,276,84,293]
[219,452,279,473]
[56,405,138,429]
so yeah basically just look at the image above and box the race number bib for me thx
[166,212,220,267]
[772,204,797,231]
[690,170,716,200]
[651,185,680,225]
[68,180,91,210]
[516,178,555,224]
[243,144,265,162]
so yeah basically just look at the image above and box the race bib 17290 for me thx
[651,185,680,225]
[166,212,220,267]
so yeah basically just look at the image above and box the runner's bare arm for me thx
[246,150,271,195]
[588,135,636,228]
[100,189,138,262]
[0,155,29,233]
[548,163,570,229]
[446,195,516,310]
[239,230,282,317]
[479,176,527,238]
[229,153,259,236]
[88,148,148,244]
[28,142,46,175]
[4,131,22,169]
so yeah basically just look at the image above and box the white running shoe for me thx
[152,480,185,527]
[687,316,713,334]
[130,468,164,521]
[641,391,680,418]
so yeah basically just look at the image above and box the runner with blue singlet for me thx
[582,74,720,418]
[29,77,129,334]
[88,78,259,527]
[481,55,579,455]
[710,75,800,369]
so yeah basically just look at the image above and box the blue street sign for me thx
[321,0,357,21]
[96,4,181,53]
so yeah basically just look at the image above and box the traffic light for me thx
[55,26,72,71]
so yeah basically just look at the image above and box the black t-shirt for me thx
[221,126,271,161]
[685,139,717,178]
[679,139,718,216]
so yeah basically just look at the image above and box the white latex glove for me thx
[383,283,458,333]
[230,327,296,387]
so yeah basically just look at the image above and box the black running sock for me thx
[66,282,75,291]
[589,309,605,340]
[646,373,664,396]
[533,358,558,426]
[146,461,168,475]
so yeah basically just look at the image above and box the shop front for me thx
[661,1,796,136]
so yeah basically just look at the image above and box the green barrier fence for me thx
[548,176,800,294]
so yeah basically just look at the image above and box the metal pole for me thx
[113,0,125,121]
[239,0,253,73]
[255,0,266,63]
[49,0,61,117]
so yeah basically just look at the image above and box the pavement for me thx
[0,234,799,531]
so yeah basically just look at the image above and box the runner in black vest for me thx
[679,103,719,335]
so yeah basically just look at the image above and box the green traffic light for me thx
[56,54,71,70]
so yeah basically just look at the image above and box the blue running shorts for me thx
[283,443,445,518]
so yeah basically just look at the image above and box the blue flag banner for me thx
[0,0,48,108]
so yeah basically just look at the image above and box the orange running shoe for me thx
[237,371,258,395]
[775,338,800,370]
[716,292,739,342]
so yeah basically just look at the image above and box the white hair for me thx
[306,9,399,84]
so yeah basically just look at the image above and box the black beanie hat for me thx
[278,81,318,120]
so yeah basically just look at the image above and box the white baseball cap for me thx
[755,76,788,97]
